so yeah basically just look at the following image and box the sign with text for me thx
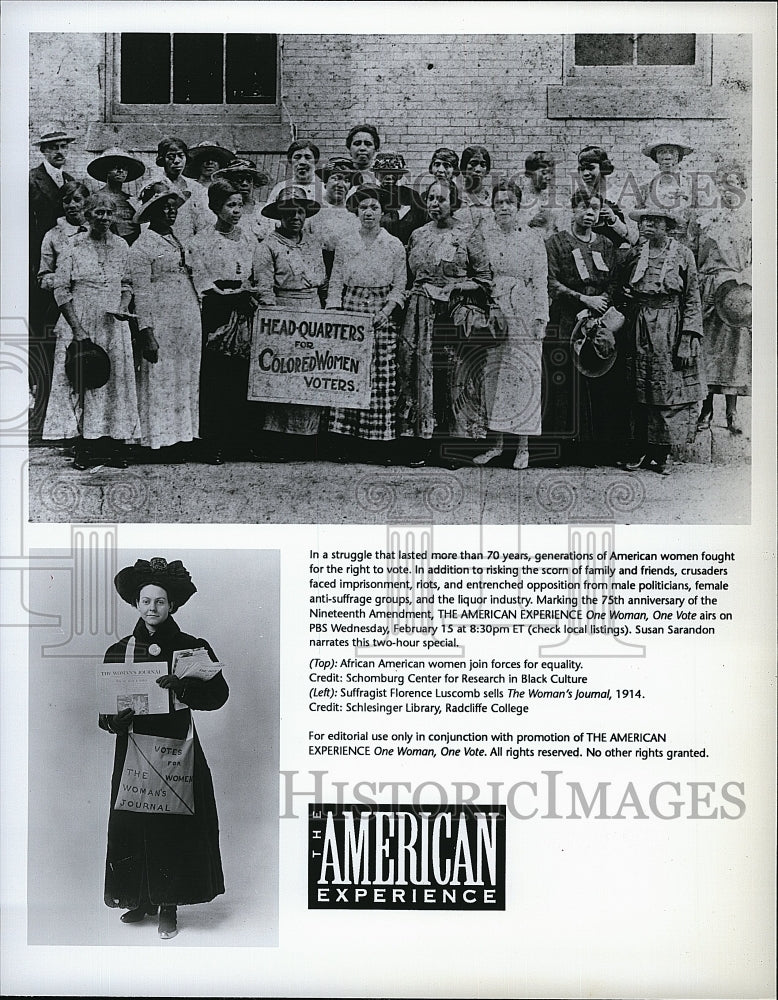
[248,307,374,409]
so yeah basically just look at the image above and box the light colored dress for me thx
[44,231,140,442]
[517,175,562,238]
[326,227,407,440]
[480,217,548,435]
[306,203,360,256]
[128,229,202,448]
[255,229,327,435]
[37,217,84,290]
[697,207,751,395]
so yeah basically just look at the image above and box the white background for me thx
[2,3,776,997]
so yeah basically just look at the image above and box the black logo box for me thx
[309,803,506,910]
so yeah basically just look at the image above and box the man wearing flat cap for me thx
[29,127,77,439]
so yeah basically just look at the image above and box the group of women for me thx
[38,126,751,475]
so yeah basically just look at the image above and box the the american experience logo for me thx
[309,803,506,909]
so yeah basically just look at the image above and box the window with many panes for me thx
[564,33,711,82]
[110,33,280,119]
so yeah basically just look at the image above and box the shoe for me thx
[726,416,742,435]
[407,457,426,468]
[120,905,155,924]
[696,414,712,431]
[158,905,178,940]
[624,455,647,471]
[473,447,502,466]
[206,449,224,466]
[73,454,91,471]
[513,447,529,470]
[106,453,130,469]
[652,461,671,477]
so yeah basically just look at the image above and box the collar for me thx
[132,614,181,647]
[43,159,65,187]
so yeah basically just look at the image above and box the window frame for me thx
[563,33,712,84]
[106,33,282,122]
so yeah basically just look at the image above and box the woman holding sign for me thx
[186,179,264,465]
[255,185,326,460]
[325,184,407,463]
[99,557,228,941]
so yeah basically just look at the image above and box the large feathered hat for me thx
[114,557,197,608]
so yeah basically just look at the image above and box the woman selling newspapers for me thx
[98,557,228,940]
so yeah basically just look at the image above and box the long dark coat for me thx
[100,616,228,908]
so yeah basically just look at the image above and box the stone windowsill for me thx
[547,85,729,120]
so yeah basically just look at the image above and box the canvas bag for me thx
[113,637,196,816]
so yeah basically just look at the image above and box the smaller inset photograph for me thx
[27,547,279,947]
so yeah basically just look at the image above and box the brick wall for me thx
[30,32,752,206]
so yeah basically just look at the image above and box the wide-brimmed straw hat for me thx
[641,136,694,162]
[261,185,321,219]
[715,280,752,328]
[570,308,624,378]
[87,147,146,183]
[212,158,270,187]
[114,557,197,608]
[316,156,358,182]
[628,206,679,227]
[183,140,235,177]
[34,127,77,147]
[133,182,190,224]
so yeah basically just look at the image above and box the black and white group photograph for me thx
[24,29,754,524]
[26,548,280,947]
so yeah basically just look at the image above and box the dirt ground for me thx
[29,398,751,525]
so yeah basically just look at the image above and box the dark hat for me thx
[64,339,111,392]
[715,279,751,328]
[525,149,555,173]
[570,309,624,378]
[212,158,271,187]
[133,181,191,224]
[261,185,321,219]
[373,150,409,176]
[346,183,391,212]
[628,205,679,227]
[316,156,358,182]
[87,147,146,183]
[114,557,197,608]
[183,140,235,177]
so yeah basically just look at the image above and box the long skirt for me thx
[397,293,487,440]
[262,288,323,436]
[199,297,262,451]
[105,717,224,908]
[703,317,751,395]
[43,300,139,443]
[135,271,202,449]
[328,284,398,441]
[632,298,707,448]
[483,316,543,436]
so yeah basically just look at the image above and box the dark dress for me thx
[29,164,74,435]
[544,230,629,459]
[101,616,228,909]
[612,237,705,447]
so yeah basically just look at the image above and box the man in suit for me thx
[29,128,76,440]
